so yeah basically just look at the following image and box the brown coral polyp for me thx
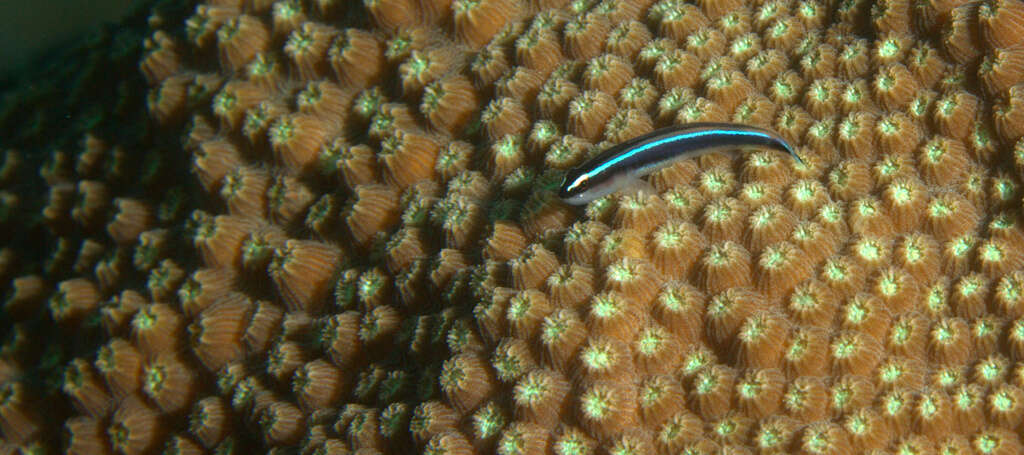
[61,359,112,420]
[744,203,796,253]
[140,30,182,86]
[142,353,199,414]
[266,174,315,226]
[563,221,608,267]
[106,198,154,246]
[754,241,812,300]
[698,241,752,295]
[510,243,559,290]
[259,401,306,446]
[297,80,353,122]
[980,46,1024,98]
[440,352,497,414]
[584,291,641,344]
[453,0,513,49]
[283,22,336,80]
[994,85,1024,144]
[219,166,270,218]
[190,296,252,371]
[918,136,969,187]
[216,15,270,72]
[483,220,527,263]
[699,196,747,243]
[269,239,341,313]
[108,396,163,455]
[979,0,1024,49]
[147,74,190,125]
[488,135,526,180]
[344,184,400,246]
[873,63,919,111]
[932,91,980,141]
[561,12,609,60]
[567,90,617,142]
[537,75,580,123]
[131,302,185,357]
[504,289,552,341]
[269,113,336,175]
[606,22,652,62]
[545,264,595,309]
[326,29,384,89]
[648,220,705,279]
[576,380,638,440]
[510,368,571,429]
[64,416,110,455]
[926,191,980,241]
[603,108,654,145]
[48,278,101,326]
[422,76,479,135]
[482,97,530,142]
[478,338,527,389]
[201,368,237,412]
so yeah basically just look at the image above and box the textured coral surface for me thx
[3,0,1024,453]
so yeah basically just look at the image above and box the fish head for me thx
[558,168,594,205]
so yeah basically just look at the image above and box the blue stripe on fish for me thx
[558,123,802,205]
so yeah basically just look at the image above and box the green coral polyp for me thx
[883,393,905,416]
[856,240,882,262]
[879,39,900,58]
[682,350,710,374]
[636,328,666,356]
[580,388,612,419]
[472,403,506,440]
[773,80,793,98]
[581,344,613,371]
[694,370,718,394]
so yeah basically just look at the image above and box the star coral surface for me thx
[3,0,1024,453]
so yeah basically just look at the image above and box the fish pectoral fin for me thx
[618,176,658,200]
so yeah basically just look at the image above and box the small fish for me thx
[558,123,802,205]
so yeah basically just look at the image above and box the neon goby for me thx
[558,123,803,205]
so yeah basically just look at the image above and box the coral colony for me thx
[2,0,1024,453]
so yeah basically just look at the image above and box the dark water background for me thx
[1,0,138,80]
